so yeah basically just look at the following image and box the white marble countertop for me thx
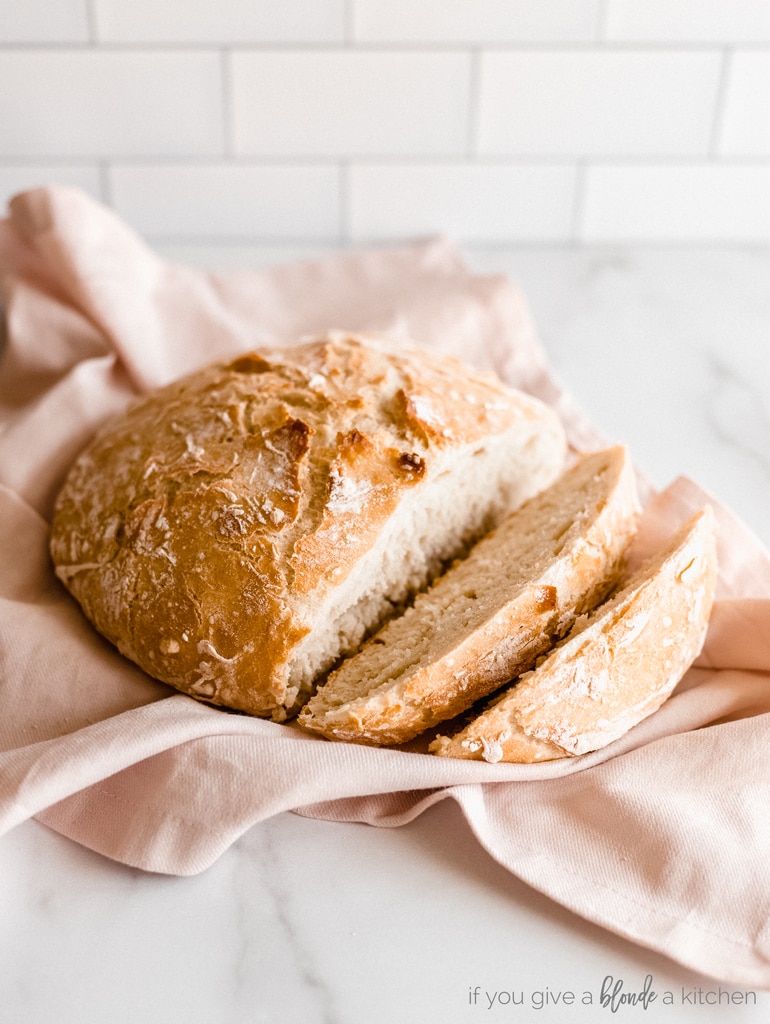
[2,245,769,1024]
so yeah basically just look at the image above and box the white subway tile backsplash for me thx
[0,51,224,158]
[0,165,102,212]
[231,51,470,157]
[110,164,340,239]
[477,50,722,157]
[349,162,576,242]
[94,0,345,44]
[605,0,770,43]
[581,164,770,242]
[0,12,769,247]
[719,51,770,156]
[352,0,600,43]
[0,0,89,43]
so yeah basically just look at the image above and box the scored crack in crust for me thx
[49,332,567,720]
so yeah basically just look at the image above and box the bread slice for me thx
[298,445,640,746]
[430,506,717,763]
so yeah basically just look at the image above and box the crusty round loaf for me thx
[49,332,566,720]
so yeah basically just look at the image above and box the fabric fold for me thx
[2,186,770,988]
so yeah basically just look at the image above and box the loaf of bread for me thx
[430,506,717,763]
[298,445,640,746]
[49,332,567,720]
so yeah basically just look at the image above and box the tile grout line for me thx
[339,161,351,246]
[708,47,732,159]
[595,0,611,42]
[142,234,770,250]
[6,155,770,168]
[344,0,355,45]
[83,0,98,44]
[98,160,112,206]
[220,47,236,160]
[466,49,481,158]
[570,160,587,243]
[3,41,770,53]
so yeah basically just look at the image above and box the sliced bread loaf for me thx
[430,506,717,763]
[298,445,640,745]
[50,333,566,720]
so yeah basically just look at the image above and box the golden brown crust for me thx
[298,446,640,746]
[430,506,717,762]
[49,332,566,719]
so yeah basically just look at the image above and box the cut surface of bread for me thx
[430,506,717,763]
[49,333,566,720]
[298,445,640,746]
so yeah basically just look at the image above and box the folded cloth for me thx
[2,187,770,988]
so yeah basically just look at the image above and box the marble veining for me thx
[237,817,343,1024]
[706,350,770,484]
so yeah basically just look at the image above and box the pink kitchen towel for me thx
[1,186,770,988]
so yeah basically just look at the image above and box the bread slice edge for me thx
[430,505,718,762]
[299,445,641,745]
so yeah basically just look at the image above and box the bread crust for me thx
[49,333,566,719]
[430,506,717,762]
[299,446,640,745]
